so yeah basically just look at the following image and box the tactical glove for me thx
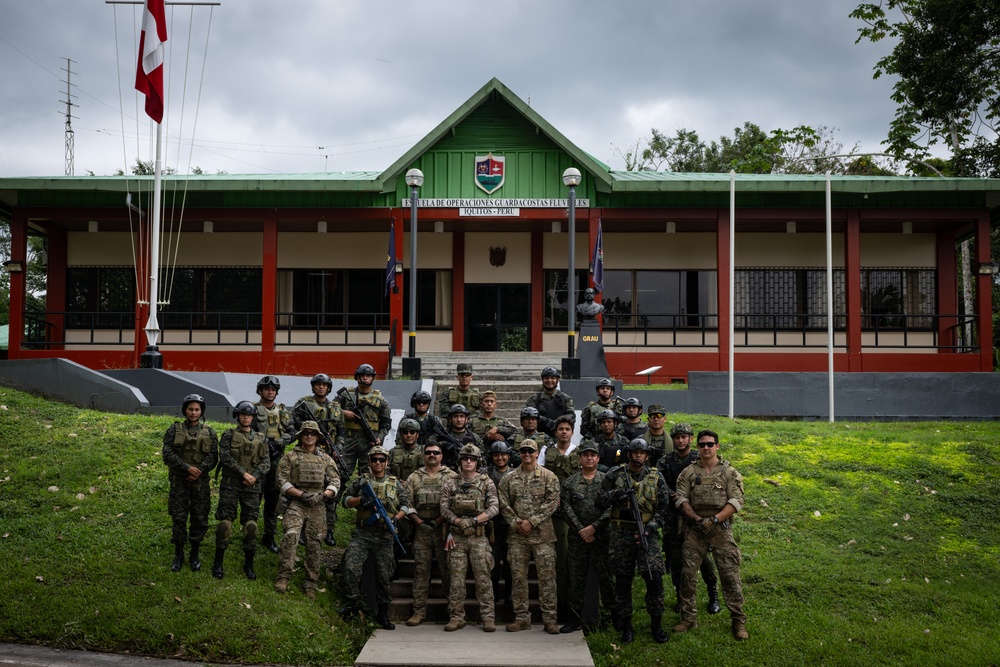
[643,521,657,539]
[613,489,630,506]
[359,495,377,510]
[301,492,323,507]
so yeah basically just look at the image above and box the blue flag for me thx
[590,218,604,292]
[385,218,396,296]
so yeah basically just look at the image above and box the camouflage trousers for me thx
[664,514,717,592]
[447,531,495,622]
[277,499,325,589]
[411,520,450,616]
[341,435,371,479]
[680,524,745,623]
[608,524,666,619]
[565,533,617,620]
[341,524,395,607]
[167,473,211,546]
[508,540,556,624]
[214,480,262,551]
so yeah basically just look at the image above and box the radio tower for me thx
[60,57,78,176]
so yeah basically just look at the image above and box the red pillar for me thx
[40,224,67,350]
[7,210,27,357]
[530,230,544,351]
[936,229,957,352]
[262,210,278,371]
[392,209,404,358]
[845,211,863,371]
[452,230,465,351]
[975,213,993,371]
[716,208,731,372]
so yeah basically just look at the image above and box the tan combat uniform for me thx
[441,473,499,626]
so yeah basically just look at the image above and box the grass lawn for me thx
[1,386,997,666]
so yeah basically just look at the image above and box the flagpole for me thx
[141,122,163,368]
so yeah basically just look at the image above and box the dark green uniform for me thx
[215,427,269,551]
[580,397,624,440]
[436,386,481,418]
[162,421,219,549]
[559,470,617,626]
[336,387,391,477]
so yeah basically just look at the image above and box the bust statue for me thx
[576,288,604,321]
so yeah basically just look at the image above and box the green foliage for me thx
[851,0,1000,175]
[1,388,998,666]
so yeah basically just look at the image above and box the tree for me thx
[113,158,177,176]
[851,0,1000,176]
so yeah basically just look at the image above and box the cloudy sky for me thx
[0,1,899,178]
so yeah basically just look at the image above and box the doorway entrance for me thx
[465,284,530,351]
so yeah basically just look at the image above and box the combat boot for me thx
[505,619,531,632]
[732,620,749,641]
[274,578,288,594]
[243,548,257,580]
[376,604,395,630]
[707,585,722,614]
[324,530,336,546]
[188,543,202,572]
[482,618,496,633]
[304,588,316,600]
[262,533,279,554]
[673,619,698,633]
[620,617,634,645]
[170,544,185,572]
[443,618,465,632]
[650,615,669,643]
[211,548,226,579]
[405,613,424,627]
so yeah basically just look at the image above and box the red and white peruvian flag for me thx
[134,0,167,123]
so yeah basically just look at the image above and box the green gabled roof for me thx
[377,78,614,194]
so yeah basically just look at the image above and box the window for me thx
[401,269,453,328]
[66,267,136,328]
[735,268,845,330]
[280,269,390,328]
[862,268,934,329]
[160,267,262,329]
[602,269,717,329]
[543,269,588,327]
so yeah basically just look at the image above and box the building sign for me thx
[459,207,519,216]
[402,198,590,208]
[475,153,505,194]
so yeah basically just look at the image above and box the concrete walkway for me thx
[355,623,594,667]
[0,644,219,667]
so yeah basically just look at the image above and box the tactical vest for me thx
[414,471,448,519]
[301,397,341,430]
[532,391,567,420]
[610,469,658,524]
[344,391,382,432]
[448,387,480,411]
[451,474,489,517]
[172,422,213,465]
[543,446,580,484]
[390,444,423,485]
[288,450,328,492]
[255,404,283,439]
[224,429,267,479]
[356,475,400,523]
[689,464,732,516]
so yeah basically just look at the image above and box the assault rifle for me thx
[626,484,656,580]
[430,422,466,469]
[337,388,380,448]
[361,480,406,554]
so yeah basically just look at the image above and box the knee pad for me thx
[216,520,233,541]
[243,520,257,541]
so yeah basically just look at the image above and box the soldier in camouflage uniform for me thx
[673,429,747,641]
[212,401,270,580]
[557,441,617,633]
[396,390,443,446]
[253,376,295,554]
[642,404,670,469]
[597,438,671,644]
[617,398,649,442]
[340,446,409,629]
[468,390,516,445]
[274,421,341,599]
[162,393,219,573]
[656,420,720,615]
[293,373,348,547]
[498,438,561,634]
[440,444,500,632]
[390,418,424,489]
[436,362,481,418]
[505,406,548,461]
[486,441,515,603]
[524,366,575,438]
[337,363,392,479]
[585,409,629,471]
[541,415,580,619]
[427,404,483,471]
[403,441,458,626]
[580,378,624,441]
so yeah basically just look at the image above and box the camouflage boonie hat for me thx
[457,363,474,375]
[647,404,666,415]
[368,445,390,459]
[296,420,321,439]
[399,418,420,432]
[517,438,539,452]
[578,441,600,455]
[670,422,694,436]
[481,390,497,399]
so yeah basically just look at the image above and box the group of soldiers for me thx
[161,363,747,643]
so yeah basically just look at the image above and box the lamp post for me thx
[563,167,581,362]
[404,168,424,376]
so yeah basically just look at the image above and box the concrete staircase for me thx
[391,352,562,423]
